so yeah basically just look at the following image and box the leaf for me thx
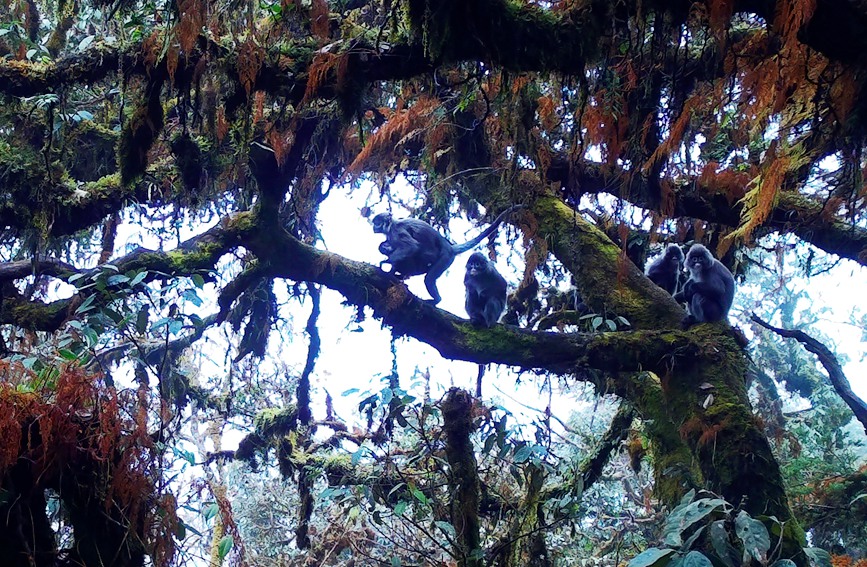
[203,502,219,522]
[513,445,531,463]
[735,511,770,563]
[434,521,456,539]
[627,548,676,567]
[78,35,95,51]
[183,288,203,306]
[804,548,832,567]
[217,535,233,560]
[58,349,79,361]
[75,294,97,314]
[410,487,427,505]
[394,501,407,516]
[682,551,713,567]
[106,274,130,286]
[130,270,148,287]
[351,448,364,465]
[709,520,740,567]
[769,560,797,567]
[192,273,205,288]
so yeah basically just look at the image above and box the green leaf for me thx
[682,551,713,567]
[769,560,797,567]
[627,548,676,567]
[394,501,407,516]
[78,35,94,51]
[381,387,393,405]
[804,548,832,567]
[75,294,96,314]
[192,273,205,288]
[410,487,427,505]
[136,308,149,334]
[513,445,532,463]
[203,502,219,522]
[217,535,233,560]
[351,448,364,465]
[58,349,79,361]
[434,521,456,539]
[709,520,739,567]
[130,270,148,287]
[735,511,770,563]
[182,289,203,306]
[391,556,401,567]
[106,274,130,286]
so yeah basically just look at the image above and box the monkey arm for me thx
[687,277,726,298]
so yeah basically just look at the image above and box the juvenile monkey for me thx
[372,205,522,304]
[464,252,507,327]
[646,243,684,295]
[672,244,735,327]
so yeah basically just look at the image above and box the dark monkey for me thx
[672,244,735,327]
[646,243,684,295]
[372,205,522,304]
[464,252,507,327]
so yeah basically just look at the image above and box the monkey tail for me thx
[451,205,526,254]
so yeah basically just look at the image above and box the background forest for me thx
[0,0,866,565]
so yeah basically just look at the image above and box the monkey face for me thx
[686,246,711,275]
[667,245,684,263]
[371,213,392,233]
[465,253,489,276]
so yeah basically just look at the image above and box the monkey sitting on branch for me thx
[463,252,507,328]
[672,244,735,328]
[646,243,684,295]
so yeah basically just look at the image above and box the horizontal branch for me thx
[551,159,867,266]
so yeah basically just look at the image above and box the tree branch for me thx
[750,314,867,434]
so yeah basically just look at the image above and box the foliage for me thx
[0,0,866,564]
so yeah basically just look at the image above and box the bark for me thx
[443,388,483,567]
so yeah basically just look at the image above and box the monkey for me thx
[672,244,735,327]
[372,205,522,304]
[645,243,684,295]
[464,252,507,327]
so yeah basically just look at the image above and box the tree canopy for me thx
[0,0,866,565]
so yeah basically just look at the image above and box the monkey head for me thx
[371,212,393,234]
[665,243,684,264]
[465,252,490,276]
[685,244,713,277]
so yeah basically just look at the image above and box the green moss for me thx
[253,406,298,438]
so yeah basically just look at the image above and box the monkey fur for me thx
[646,243,684,295]
[464,252,507,327]
[372,206,522,304]
[672,244,735,327]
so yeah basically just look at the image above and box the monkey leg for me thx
[423,253,455,304]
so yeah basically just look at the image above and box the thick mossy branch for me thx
[552,159,867,267]
[530,195,685,330]
[0,41,129,96]
[0,221,241,331]
[405,0,606,72]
